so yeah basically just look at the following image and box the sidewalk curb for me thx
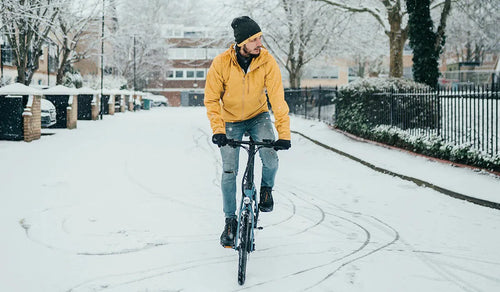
[331,126,500,177]
[292,130,500,211]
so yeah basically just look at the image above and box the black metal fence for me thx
[285,87,337,125]
[285,84,499,156]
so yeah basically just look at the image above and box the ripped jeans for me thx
[220,112,278,218]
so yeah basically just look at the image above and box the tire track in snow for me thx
[235,181,400,291]
[66,253,237,292]
[235,182,400,291]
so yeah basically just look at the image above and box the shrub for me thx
[370,125,500,172]
[336,78,434,136]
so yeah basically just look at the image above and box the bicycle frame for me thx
[227,138,274,251]
[226,137,275,285]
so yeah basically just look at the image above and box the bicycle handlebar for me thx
[226,138,276,148]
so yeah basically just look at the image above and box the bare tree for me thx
[316,0,452,78]
[107,0,171,90]
[445,0,499,63]
[234,0,349,88]
[0,0,61,85]
[51,1,100,85]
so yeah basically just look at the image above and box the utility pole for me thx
[0,38,4,85]
[100,0,105,119]
[47,44,50,86]
[133,35,136,93]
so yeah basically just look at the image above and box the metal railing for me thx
[285,87,337,125]
[285,83,499,156]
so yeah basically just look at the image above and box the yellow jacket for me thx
[204,45,291,140]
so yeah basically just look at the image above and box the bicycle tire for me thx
[238,213,251,285]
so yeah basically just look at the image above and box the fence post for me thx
[334,86,339,126]
[494,74,498,155]
[436,88,441,137]
[304,87,308,118]
[318,85,322,120]
[390,88,394,127]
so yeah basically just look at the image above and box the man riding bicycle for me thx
[204,16,291,248]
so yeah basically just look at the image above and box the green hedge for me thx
[335,78,500,172]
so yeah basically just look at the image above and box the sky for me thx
[0,107,499,291]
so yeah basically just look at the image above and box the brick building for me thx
[146,25,227,106]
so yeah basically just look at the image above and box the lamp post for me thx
[47,43,50,86]
[133,35,136,93]
[0,38,4,85]
[100,0,105,120]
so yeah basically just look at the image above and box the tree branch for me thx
[434,0,452,52]
[315,0,389,32]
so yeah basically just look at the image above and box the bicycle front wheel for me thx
[238,213,251,285]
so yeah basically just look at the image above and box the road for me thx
[1,107,499,291]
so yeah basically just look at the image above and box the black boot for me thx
[220,217,237,247]
[259,186,274,212]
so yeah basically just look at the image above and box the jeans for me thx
[220,112,278,218]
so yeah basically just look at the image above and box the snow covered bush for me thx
[333,77,499,172]
[371,125,500,172]
[63,72,83,88]
[335,78,433,136]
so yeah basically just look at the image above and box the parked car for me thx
[150,95,168,107]
[41,98,56,127]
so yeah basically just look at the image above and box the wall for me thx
[22,95,41,142]
[66,95,78,129]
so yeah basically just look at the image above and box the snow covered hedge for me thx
[335,78,433,136]
[371,125,500,172]
[335,78,500,172]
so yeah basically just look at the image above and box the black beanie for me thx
[231,16,262,46]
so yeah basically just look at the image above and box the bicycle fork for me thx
[235,189,257,252]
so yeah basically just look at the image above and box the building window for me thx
[168,68,207,80]
[311,67,339,79]
[1,43,14,66]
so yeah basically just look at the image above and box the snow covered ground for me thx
[1,107,499,292]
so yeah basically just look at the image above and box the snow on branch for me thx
[315,0,389,32]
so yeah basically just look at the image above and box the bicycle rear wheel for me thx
[238,212,251,285]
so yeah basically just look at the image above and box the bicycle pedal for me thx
[257,226,263,230]
[223,245,234,249]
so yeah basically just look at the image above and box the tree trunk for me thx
[56,46,72,85]
[387,4,407,78]
[288,70,300,89]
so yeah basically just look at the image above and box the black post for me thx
[494,74,498,155]
[304,87,308,118]
[100,0,105,120]
[318,86,322,121]
[0,40,4,84]
[133,35,136,93]
[47,44,50,86]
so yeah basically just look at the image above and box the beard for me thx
[242,44,261,57]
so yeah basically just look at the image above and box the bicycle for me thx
[225,137,277,285]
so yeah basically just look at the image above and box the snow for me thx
[1,107,499,292]
[0,82,42,95]
[77,87,97,95]
[42,85,79,96]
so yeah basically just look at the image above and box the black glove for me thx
[274,139,291,151]
[212,133,227,147]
